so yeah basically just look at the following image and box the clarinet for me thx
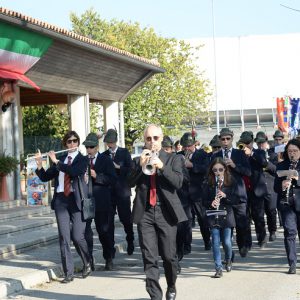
[214,176,223,227]
[284,156,298,205]
[224,146,229,159]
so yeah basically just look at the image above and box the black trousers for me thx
[177,203,192,258]
[193,201,211,246]
[112,195,134,243]
[85,210,115,261]
[264,194,277,234]
[138,205,177,300]
[232,202,252,250]
[281,206,300,267]
[54,193,90,276]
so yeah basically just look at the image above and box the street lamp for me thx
[211,0,220,133]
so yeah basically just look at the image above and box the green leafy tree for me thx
[70,9,211,149]
[22,103,100,139]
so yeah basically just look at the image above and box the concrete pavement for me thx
[5,227,300,300]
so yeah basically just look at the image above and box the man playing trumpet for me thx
[128,124,186,300]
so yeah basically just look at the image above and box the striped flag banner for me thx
[290,98,300,137]
[0,22,52,91]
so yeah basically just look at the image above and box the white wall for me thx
[188,33,300,110]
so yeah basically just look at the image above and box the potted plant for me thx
[0,152,19,201]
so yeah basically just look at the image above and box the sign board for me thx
[26,156,50,206]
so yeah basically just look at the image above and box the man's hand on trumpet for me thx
[140,149,152,168]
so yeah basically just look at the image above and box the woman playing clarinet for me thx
[35,130,91,283]
[203,157,239,278]
[274,139,300,274]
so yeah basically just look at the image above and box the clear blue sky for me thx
[1,0,300,39]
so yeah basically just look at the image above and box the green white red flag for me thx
[0,21,52,91]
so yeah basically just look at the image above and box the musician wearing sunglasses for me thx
[274,139,300,274]
[103,128,135,257]
[178,132,211,251]
[211,128,251,258]
[203,158,239,278]
[35,131,91,283]
[83,133,117,271]
[128,124,186,300]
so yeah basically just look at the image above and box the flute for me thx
[25,147,79,161]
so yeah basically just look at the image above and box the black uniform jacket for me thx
[103,147,132,198]
[177,149,209,202]
[274,160,300,211]
[249,148,269,198]
[92,152,117,212]
[203,177,239,228]
[35,153,88,211]
[212,148,251,203]
[128,149,187,225]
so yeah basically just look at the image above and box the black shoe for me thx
[269,232,276,242]
[61,275,74,284]
[127,241,134,255]
[166,287,176,300]
[90,256,95,271]
[225,261,232,272]
[204,241,212,251]
[239,246,248,258]
[105,259,114,271]
[213,269,223,278]
[288,265,296,274]
[82,263,92,278]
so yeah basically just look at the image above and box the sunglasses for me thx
[274,138,283,141]
[85,146,95,149]
[212,146,221,149]
[146,136,160,142]
[212,168,225,173]
[67,138,78,144]
[221,137,231,141]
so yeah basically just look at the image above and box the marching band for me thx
[34,126,300,300]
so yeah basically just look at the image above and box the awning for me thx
[0,68,40,91]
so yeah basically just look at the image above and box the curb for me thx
[0,239,128,299]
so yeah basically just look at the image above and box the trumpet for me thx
[237,143,246,150]
[142,150,158,175]
[25,147,79,161]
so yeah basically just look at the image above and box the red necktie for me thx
[150,174,157,206]
[64,156,72,197]
[90,157,95,170]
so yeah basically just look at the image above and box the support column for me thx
[68,94,90,152]
[103,100,124,146]
[13,86,21,200]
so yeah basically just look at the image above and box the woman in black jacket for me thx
[35,131,91,283]
[274,139,300,274]
[203,157,238,278]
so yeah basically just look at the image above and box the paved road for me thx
[7,227,300,300]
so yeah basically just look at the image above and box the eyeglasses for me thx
[67,138,78,144]
[212,168,225,173]
[146,136,160,142]
[212,146,221,149]
[221,137,231,141]
[85,146,95,149]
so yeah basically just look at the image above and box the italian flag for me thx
[0,22,52,91]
